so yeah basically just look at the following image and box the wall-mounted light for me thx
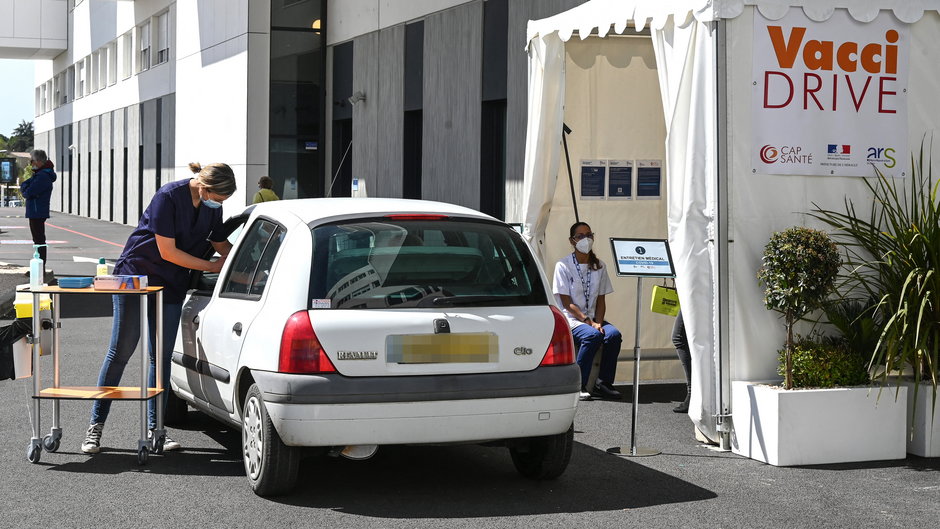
[312,19,321,30]
[347,91,366,105]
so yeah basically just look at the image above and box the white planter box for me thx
[731,380,907,466]
[900,380,940,457]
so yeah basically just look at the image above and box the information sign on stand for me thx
[607,238,675,457]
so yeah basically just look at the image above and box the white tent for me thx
[523,0,940,445]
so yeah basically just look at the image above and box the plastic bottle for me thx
[97,257,108,277]
[29,244,46,290]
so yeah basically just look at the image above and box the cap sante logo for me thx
[759,144,812,165]
[760,145,779,163]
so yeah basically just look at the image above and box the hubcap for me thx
[243,396,264,480]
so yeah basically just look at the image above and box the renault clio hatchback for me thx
[169,198,579,496]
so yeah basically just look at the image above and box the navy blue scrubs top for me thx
[114,179,225,303]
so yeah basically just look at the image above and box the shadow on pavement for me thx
[275,441,717,516]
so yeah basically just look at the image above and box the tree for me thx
[8,120,33,152]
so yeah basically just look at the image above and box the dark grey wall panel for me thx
[422,1,483,209]
[100,111,112,222]
[77,119,88,217]
[126,104,141,223]
[162,94,175,192]
[505,0,587,221]
[403,21,424,112]
[89,115,100,219]
[141,99,158,213]
[375,25,404,198]
[112,109,126,225]
[352,32,379,193]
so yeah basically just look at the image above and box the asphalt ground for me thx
[0,208,938,527]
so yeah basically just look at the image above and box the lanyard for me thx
[571,252,591,313]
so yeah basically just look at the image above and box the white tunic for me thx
[552,254,614,329]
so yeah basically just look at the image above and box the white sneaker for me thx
[579,389,593,401]
[81,423,104,454]
[149,430,182,452]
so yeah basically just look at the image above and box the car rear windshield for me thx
[310,218,548,309]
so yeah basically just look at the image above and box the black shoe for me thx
[590,382,622,400]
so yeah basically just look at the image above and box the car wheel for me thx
[163,390,189,426]
[242,383,299,496]
[509,423,573,480]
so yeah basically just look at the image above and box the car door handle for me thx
[233,322,243,336]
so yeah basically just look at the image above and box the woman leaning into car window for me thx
[81,162,236,455]
[553,221,623,402]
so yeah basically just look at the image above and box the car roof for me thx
[245,197,498,224]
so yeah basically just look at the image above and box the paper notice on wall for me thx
[751,9,909,177]
[636,160,662,199]
[579,159,606,199]
[607,159,633,199]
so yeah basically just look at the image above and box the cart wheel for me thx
[27,443,41,464]
[137,446,149,466]
[42,434,60,453]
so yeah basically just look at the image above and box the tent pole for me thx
[715,19,732,451]
[562,123,579,222]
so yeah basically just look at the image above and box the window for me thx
[53,74,61,108]
[311,220,547,309]
[138,21,151,72]
[35,87,41,116]
[91,51,99,92]
[75,60,85,99]
[122,31,133,79]
[66,66,74,103]
[108,42,118,85]
[99,46,109,88]
[154,11,169,64]
[221,220,285,298]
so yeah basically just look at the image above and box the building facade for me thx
[25,0,589,224]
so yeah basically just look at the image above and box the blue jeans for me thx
[571,321,622,389]
[90,295,183,429]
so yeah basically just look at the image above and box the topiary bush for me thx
[777,335,870,388]
[758,226,841,389]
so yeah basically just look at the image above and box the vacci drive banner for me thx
[751,9,909,177]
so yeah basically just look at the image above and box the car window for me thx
[310,219,547,309]
[190,214,250,294]
[221,219,284,298]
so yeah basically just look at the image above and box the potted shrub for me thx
[813,147,940,456]
[731,227,907,466]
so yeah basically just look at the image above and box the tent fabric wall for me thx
[651,20,720,441]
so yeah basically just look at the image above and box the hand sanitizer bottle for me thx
[97,257,108,277]
[29,244,46,290]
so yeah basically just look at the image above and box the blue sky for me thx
[0,59,35,138]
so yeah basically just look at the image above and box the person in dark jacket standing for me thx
[20,149,57,275]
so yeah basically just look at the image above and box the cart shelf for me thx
[35,386,163,400]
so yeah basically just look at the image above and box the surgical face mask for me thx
[202,197,223,209]
[575,237,593,254]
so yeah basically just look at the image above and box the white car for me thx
[168,198,579,496]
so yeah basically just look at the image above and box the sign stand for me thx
[605,238,675,458]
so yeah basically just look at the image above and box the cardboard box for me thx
[94,275,149,290]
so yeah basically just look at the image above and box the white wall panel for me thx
[101,111,112,221]
[89,114,100,219]
[421,1,482,209]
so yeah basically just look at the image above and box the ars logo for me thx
[867,147,896,168]
[760,145,779,164]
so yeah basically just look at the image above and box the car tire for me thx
[242,383,299,496]
[163,390,189,426]
[509,423,573,480]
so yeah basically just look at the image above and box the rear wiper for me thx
[431,295,510,306]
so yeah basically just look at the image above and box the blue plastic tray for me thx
[57,277,95,289]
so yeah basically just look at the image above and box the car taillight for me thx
[540,306,575,366]
[278,311,337,374]
[384,214,449,220]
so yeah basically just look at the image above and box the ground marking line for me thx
[47,222,124,248]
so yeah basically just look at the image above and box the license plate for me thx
[386,333,498,364]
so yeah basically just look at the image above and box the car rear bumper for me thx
[250,364,580,446]
[266,393,579,446]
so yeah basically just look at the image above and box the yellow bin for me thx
[14,297,52,319]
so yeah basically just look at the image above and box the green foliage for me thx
[758,226,841,389]
[758,227,841,321]
[812,142,940,413]
[6,120,33,152]
[822,298,882,359]
[778,335,870,388]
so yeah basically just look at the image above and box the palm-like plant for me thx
[812,144,939,413]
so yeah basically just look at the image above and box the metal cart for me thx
[26,285,166,465]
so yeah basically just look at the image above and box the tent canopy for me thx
[527,0,940,42]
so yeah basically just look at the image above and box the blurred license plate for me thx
[387,333,498,363]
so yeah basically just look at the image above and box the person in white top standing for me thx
[552,222,623,401]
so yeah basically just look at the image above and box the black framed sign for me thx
[609,238,675,277]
